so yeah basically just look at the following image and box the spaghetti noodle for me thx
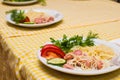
[63,45,115,70]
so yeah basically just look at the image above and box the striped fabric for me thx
[0,0,120,80]
[1,21,120,80]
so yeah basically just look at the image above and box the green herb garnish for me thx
[6,9,26,23]
[50,31,98,53]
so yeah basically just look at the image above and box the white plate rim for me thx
[37,39,120,76]
[3,0,38,5]
[6,8,63,28]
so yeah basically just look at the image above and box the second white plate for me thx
[6,8,63,28]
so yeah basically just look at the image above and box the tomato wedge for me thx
[20,16,30,23]
[24,16,30,22]
[41,44,65,59]
[43,52,60,59]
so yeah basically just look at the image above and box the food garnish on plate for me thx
[6,9,54,24]
[40,32,117,70]
[25,10,54,24]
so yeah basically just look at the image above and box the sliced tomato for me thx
[20,16,30,23]
[44,52,61,59]
[24,16,30,22]
[41,44,65,59]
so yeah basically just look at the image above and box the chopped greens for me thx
[6,9,25,23]
[50,31,98,53]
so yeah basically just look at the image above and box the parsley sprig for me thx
[6,9,25,23]
[50,32,98,53]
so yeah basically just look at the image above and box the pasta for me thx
[71,44,114,60]
[63,45,115,70]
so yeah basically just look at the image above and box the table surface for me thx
[1,0,120,80]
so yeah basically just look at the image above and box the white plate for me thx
[6,9,63,28]
[37,39,120,76]
[3,0,38,5]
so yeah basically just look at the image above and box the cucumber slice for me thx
[47,58,66,65]
[24,22,35,24]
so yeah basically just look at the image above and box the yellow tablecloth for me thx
[1,0,120,80]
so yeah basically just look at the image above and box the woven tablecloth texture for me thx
[1,0,120,80]
[1,0,120,38]
[1,21,120,80]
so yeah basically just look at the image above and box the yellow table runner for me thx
[1,21,120,80]
[1,0,120,38]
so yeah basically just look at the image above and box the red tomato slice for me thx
[43,52,61,59]
[41,44,65,59]
[24,16,30,22]
[20,16,30,23]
